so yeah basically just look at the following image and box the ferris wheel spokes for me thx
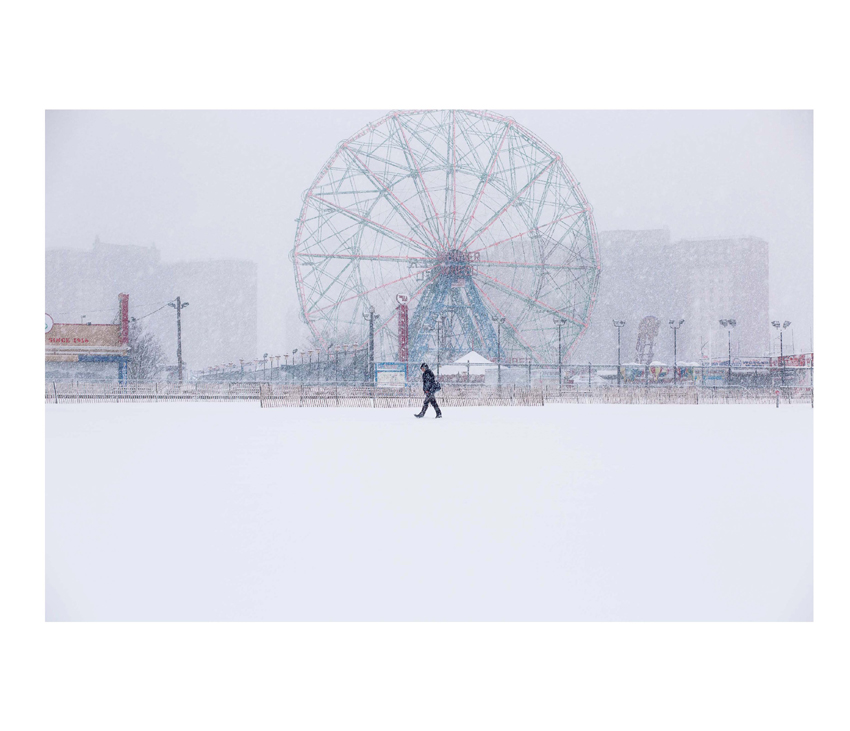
[392,114,448,245]
[469,280,542,362]
[475,270,585,328]
[309,195,439,256]
[454,122,512,249]
[461,158,558,251]
[342,146,444,250]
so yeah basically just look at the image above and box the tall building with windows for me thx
[45,238,258,372]
[572,230,769,364]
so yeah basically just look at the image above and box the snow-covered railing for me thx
[45,382,813,406]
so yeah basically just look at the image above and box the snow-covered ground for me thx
[46,403,812,621]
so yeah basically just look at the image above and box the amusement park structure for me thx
[635,316,661,365]
[291,110,602,370]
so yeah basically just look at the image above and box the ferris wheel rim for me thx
[292,110,601,357]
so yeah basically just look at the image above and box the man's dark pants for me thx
[420,392,442,416]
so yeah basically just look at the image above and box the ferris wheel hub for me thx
[436,249,480,279]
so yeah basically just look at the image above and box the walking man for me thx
[415,362,442,418]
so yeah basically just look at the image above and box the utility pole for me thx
[168,296,190,385]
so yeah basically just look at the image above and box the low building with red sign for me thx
[45,294,130,382]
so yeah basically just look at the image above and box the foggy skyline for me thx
[45,110,814,359]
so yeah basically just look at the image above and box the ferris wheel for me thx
[292,110,601,365]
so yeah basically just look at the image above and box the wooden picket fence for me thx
[45,381,262,403]
[45,382,813,407]
[258,384,547,408]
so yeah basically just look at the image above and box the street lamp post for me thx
[423,323,434,370]
[434,314,448,377]
[772,320,791,386]
[432,315,447,378]
[613,320,626,387]
[491,316,506,387]
[669,319,684,384]
[362,306,380,383]
[719,319,736,383]
[167,296,190,385]
[435,317,441,378]
[554,316,568,388]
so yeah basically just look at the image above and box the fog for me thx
[45,110,813,363]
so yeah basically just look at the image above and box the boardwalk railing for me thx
[46,381,814,406]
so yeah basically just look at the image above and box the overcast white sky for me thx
[45,110,813,355]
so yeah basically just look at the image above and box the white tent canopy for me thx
[439,351,494,376]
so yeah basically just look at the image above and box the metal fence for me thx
[46,381,813,407]
[194,358,813,390]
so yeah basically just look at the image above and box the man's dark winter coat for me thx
[421,366,437,394]
[417,365,442,417]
